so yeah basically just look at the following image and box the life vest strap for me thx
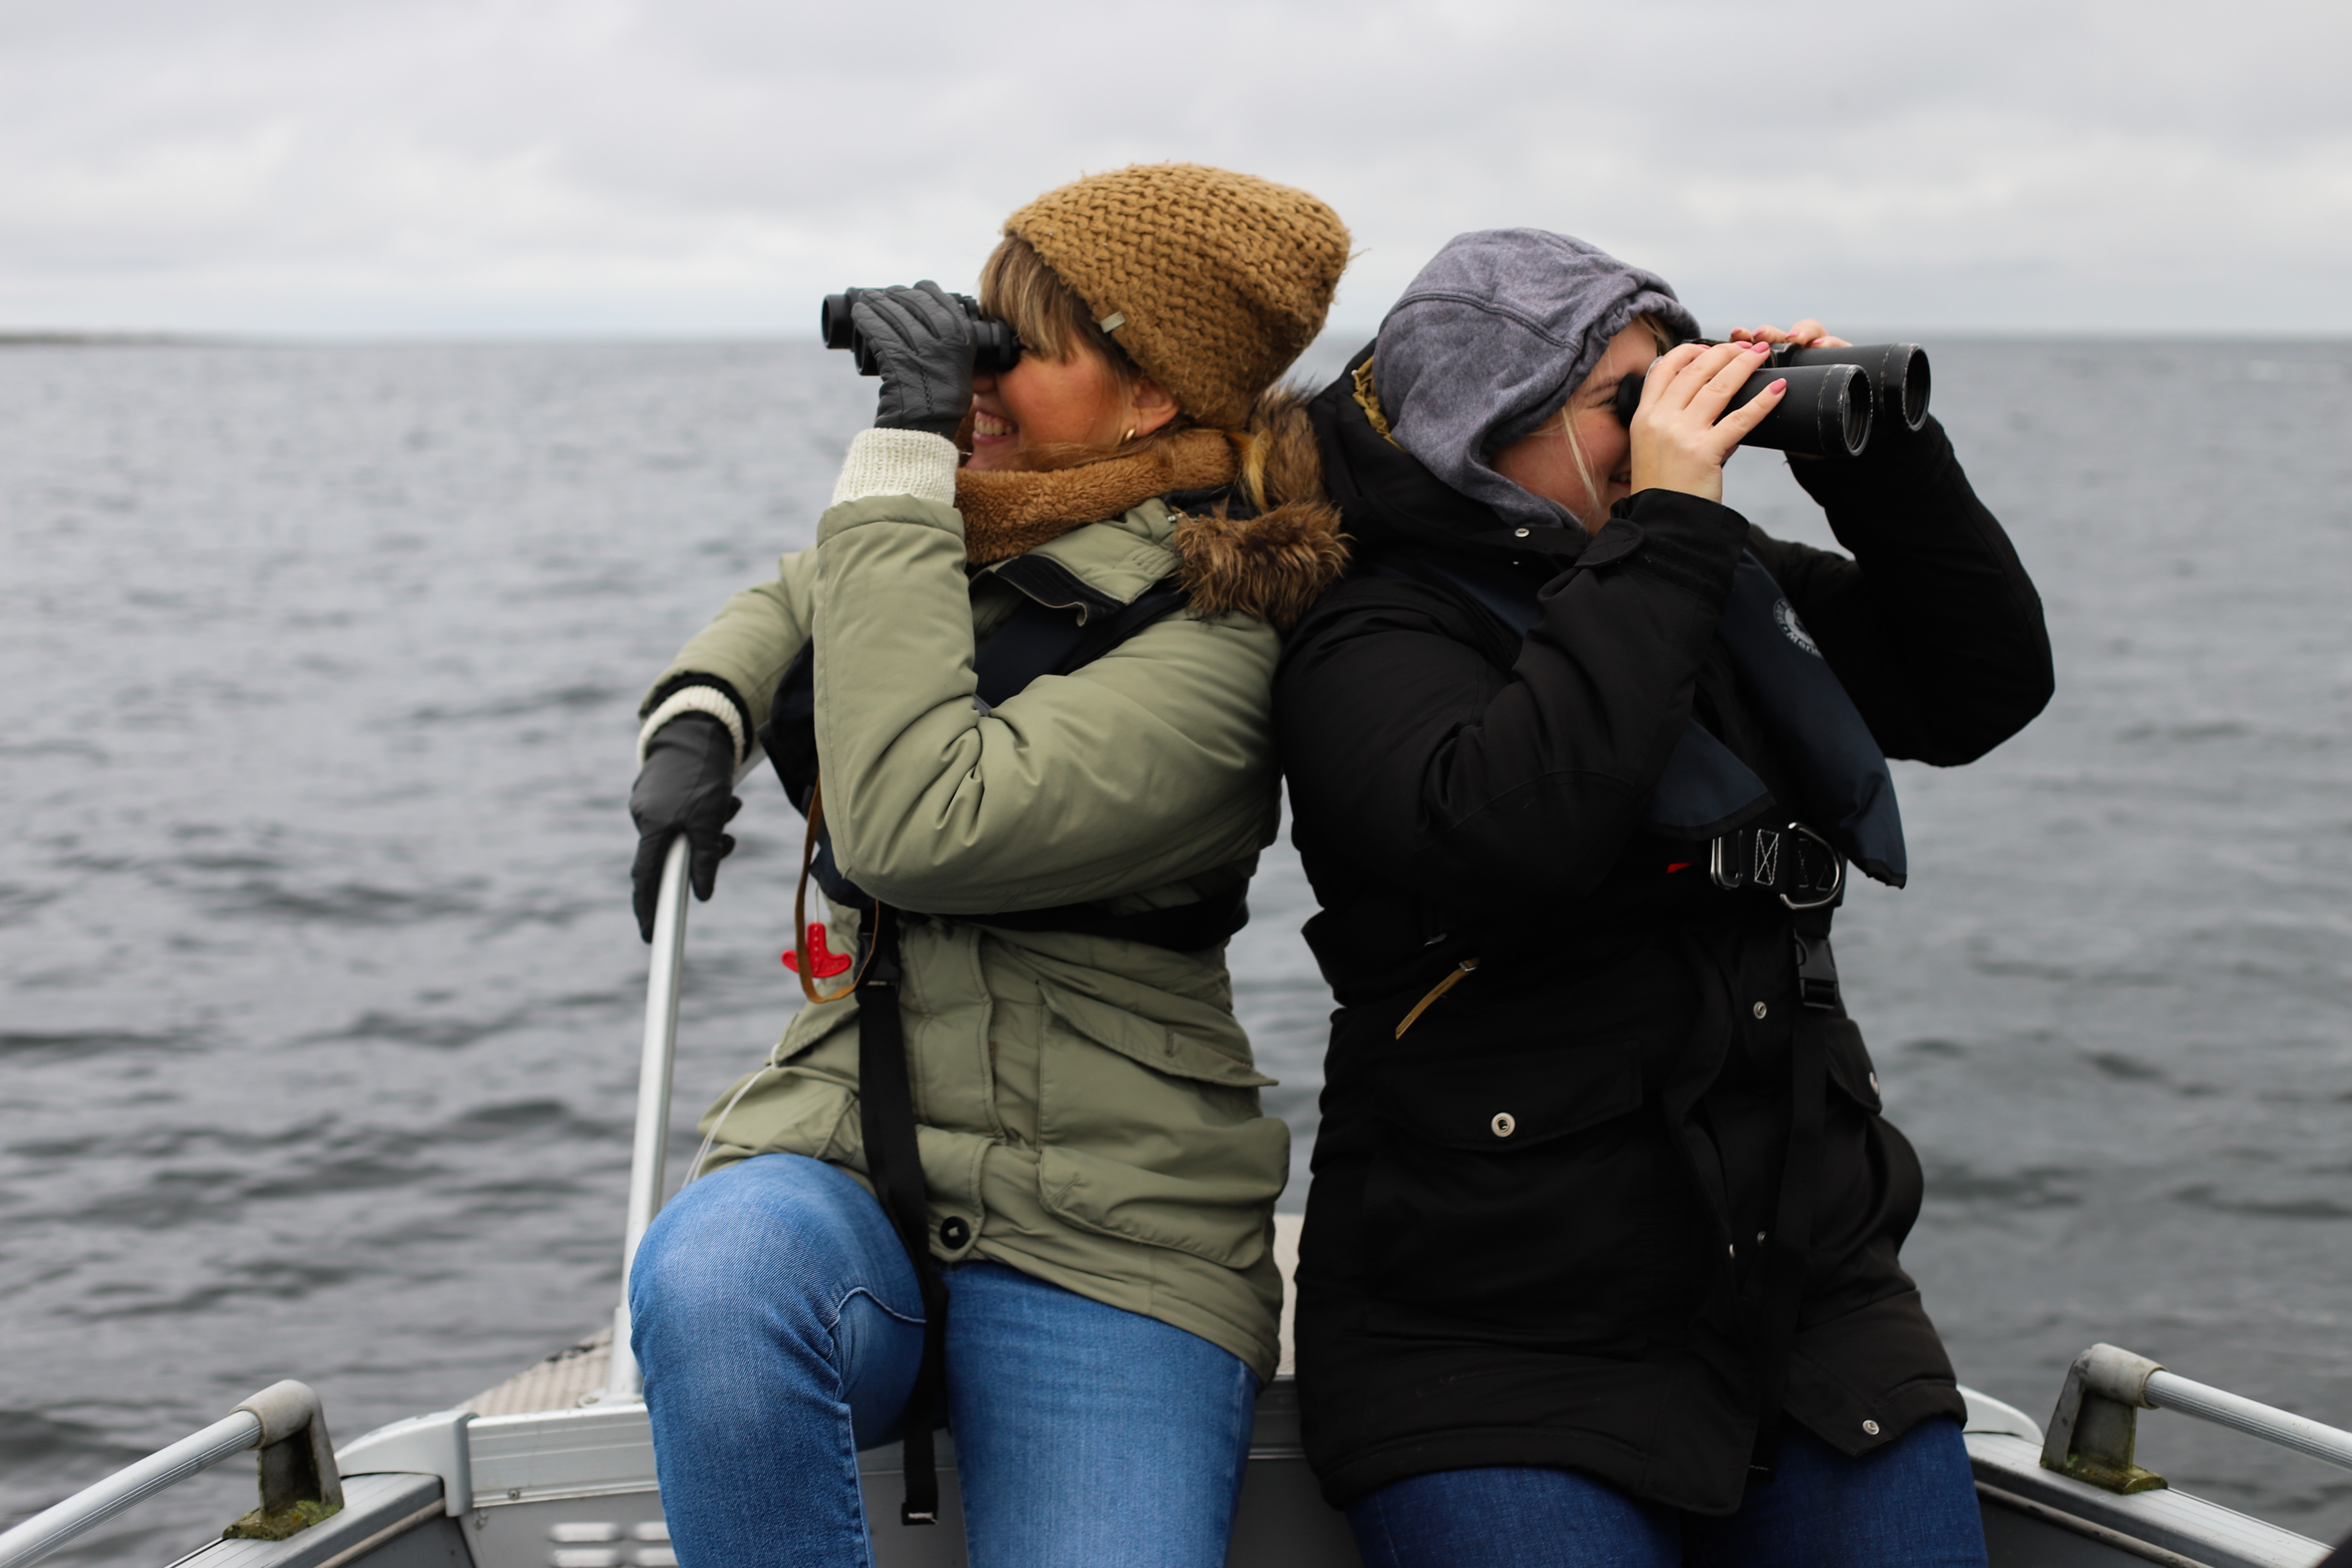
[1749,963,1831,1479]
[854,903,949,1526]
[1707,820,1845,913]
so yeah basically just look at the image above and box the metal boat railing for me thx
[2144,1367,2352,1473]
[602,833,692,1404]
[601,756,766,1405]
[0,1413,263,1568]
[20,821,2352,1568]
[3,824,715,1568]
[2042,1341,2352,1497]
[0,1381,340,1568]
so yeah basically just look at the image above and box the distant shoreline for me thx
[0,330,218,347]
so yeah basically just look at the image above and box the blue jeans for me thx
[629,1153,1259,1568]
[1348,1418,1987,1568]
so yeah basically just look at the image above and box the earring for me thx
[1123,427,1137,444]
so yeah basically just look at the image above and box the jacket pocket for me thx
[1362,1041,1695,1348]
[1814,1016,1883,1113]
[699,1070,859,1169]
[1033,979,1285,1269]
[1381,1041,1643,1150]
[1037,981,1277,1089]
[1804,1015,1916,1281]
[1037,1143,1282,1268]
[700,1000,863,1167]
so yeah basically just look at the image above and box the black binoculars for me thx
[1611,341,1930,459]
[821,288,1023,376]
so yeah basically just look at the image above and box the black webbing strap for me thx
[760,576,1203,942]
[854,903,949,1525]
[1748,903,1839,1480]
[965,884,1249,952]
[772,568,1208,1523]
[972,576,1184,708]
[1790,900,1843,1011]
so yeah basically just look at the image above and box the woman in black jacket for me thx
[1275,229,2053,1566]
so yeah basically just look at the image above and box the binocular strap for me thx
[854,903,951,1526]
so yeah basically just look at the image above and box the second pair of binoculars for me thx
[1610,340,1931,459]
[821,287,1024,377]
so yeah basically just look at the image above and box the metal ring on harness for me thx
[1778,823,1844,911]
[1707,820,1845,910]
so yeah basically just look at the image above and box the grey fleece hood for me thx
[1374,228,1700,532]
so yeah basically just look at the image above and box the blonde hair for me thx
[1555,312,1680,528]
[973,232,1211,469]
[978,235,1145,393]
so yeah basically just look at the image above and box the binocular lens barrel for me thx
[821,287,1022,377]
[1610,359,1872,459]
[1730,361,1872,458]
[1774,342,1930,434]
[821,293,858,351]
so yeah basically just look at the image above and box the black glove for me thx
[850,281,976,437]
[629,713,741,941]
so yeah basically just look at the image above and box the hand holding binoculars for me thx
[819,285,1925,462]
[1611,341,1930,459]
[822,288,1023,376]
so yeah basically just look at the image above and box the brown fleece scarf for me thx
[953,428,1239,565]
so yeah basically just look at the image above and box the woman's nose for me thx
[971,367,997,393]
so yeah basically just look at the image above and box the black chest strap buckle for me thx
[1791,912,1842,1012]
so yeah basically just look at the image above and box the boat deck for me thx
[388,1212,2329,1568]
[33,1214,2324,1568]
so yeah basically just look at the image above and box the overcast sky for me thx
[3,0,2346,338]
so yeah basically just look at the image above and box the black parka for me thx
[1275,351,2054,1514]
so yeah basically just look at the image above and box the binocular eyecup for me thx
[822,288,1023,376]
[1609,341,1931,461]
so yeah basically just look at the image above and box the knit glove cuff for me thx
[830,428,959,509]
[637,683,748,766]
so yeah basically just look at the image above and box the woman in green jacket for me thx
[621,165,1350,1568]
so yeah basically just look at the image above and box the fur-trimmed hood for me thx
[1170,385,1349,631]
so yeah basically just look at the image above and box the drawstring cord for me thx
[684,1059,770,1188]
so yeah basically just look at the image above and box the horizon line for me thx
[9,326,2352,349]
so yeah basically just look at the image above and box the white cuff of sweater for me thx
[637,684,748,767]
[830,427,960,508]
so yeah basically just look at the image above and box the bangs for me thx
[978,235,1141,385]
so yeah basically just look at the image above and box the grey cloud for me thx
[0,0,2346,333]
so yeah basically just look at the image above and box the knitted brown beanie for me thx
[1005,164,1350,431]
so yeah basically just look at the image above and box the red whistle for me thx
[782,924,852,978]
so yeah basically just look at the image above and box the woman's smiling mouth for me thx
[973,410,1015,439]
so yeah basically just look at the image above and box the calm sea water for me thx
[4,337,2350,1561]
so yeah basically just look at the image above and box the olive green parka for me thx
[638,420,1345,1379]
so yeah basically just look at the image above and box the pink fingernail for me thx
[1749,341,1770,353]
[1769,378,1787,392]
